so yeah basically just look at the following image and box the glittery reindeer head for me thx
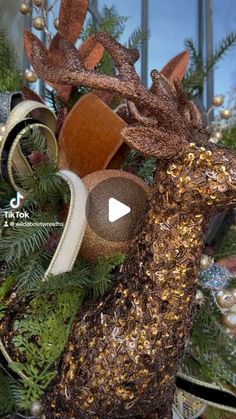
[24,31,193,155]
[24,30,236,213]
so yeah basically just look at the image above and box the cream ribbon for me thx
[0,99,88,276]
[44,169,88,278]
[0,100,57,192]
[177,372,236,414]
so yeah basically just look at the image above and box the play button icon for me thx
[108,198,131,223]
[83,171,149,243]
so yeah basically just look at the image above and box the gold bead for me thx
[216,290,234,309]
[33,16,45,30]
[212,95,224,107]
[19,2,30,14]
[222,312,236,329]
[33,0,43,6]
[54,17,59,30]
[220,109,232,120]
[24,69,38,83]
[200,254,213,270]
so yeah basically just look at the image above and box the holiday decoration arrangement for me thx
[0,1,236,418]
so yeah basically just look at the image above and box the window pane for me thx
[0,0,25,66]
[212,0,236,96]
[148,0,197,83]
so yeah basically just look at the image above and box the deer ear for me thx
[24,30,48,66]
[161,50,189,82]
[122,125,188,159]
[78,35,104,69]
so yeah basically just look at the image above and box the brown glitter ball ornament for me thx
[11,30,236,418]
[80,170,149,261]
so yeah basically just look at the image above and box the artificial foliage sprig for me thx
[0,254,124,411]
[183,288,236,387]
[0,368,22,416]
[0,29,22,93]
[183,32,236,98]
[0,120,125,414]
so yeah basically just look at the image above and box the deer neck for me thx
[124,161,204,300]
[124,139,236,295]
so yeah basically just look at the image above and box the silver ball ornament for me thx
[220,109,232,120]
[33,16,45,31]
[212,95,224,107]
[216,290,234,309]
[222,312,236,329]
[30,401,43,416]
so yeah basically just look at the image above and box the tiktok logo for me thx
[10,192,24,209]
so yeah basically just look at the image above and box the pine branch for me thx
[137,157,156,184]
[89,254,125,297]
[0,29,22,92]
[0,368,22,415]
[29,258,91,297]
[20,126,47,154]
[183,33,236,98]
[184,289,236,386]
[214,226,236,259]
[206,31,236,72]
[126,28,149,49]
[15,253,47,297]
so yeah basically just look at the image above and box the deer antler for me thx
[24,31,193,158]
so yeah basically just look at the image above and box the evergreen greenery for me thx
[0,126,125,414]
[183,32,236,98]
[183,287,236,388]
[0,30,22,93]
[0,368,22,416]
[221,126,236,150]
[122,150,156,185]
[214,226,236,260]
